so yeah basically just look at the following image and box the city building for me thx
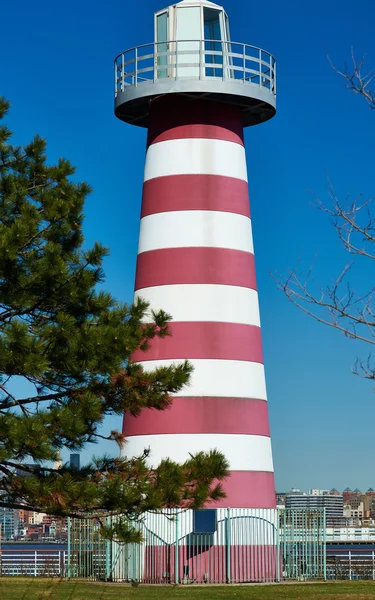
[343,489,375,524]
[285,493,344,525]
[0,507,20,540]
[70,454,80,470]
[326,526,375,541]
[276,493,286,508]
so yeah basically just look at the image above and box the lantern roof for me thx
[176,0,223,9]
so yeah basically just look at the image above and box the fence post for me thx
[105,516,111,581]
[276,509,281,583]
[34,550,37,577]
[283,508,287,579]
[226,508,231,584]
[67,517,71,579]
[323,509,327,581]
[175,510,179,585]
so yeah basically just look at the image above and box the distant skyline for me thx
[1,0,375,491]
[278,487,375,494]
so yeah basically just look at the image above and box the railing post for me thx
[243,44,246,83]
[259,47,262,87]
[222,41,225,81]
[154,42,157,83]
[199,39,203,80]
[226,508,231,584]
[135,47,138,87]
[121,53,125,92]
[34,550,37,577]
[175,510,179,585]
[67,517,71,579]
[274,60,277,96]
[114,59,117,97]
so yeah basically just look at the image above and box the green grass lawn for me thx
[1,580,375,600]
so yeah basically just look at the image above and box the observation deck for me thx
[114,40,276,128]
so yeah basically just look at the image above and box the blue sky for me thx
[2,0,375,492]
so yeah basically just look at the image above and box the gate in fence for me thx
[279,509,326,580]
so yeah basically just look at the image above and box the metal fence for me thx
[68,508,325,584]
[0,509,326,583]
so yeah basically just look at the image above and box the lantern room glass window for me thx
[156,11,169,78]
[204,8,223,77]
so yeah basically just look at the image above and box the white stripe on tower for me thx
[135,285,261,326]
[122,97,275,509]
[139,359,268,400]
[144,138,248,181]
[138,211,254,254]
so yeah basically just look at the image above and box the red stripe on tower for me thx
[141,176,250,218]
[124,397,271,437]
[135,248,258,290]
[132,322,264,363]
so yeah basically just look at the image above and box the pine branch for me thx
[0,391,68,410]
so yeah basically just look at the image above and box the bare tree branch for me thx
[275,181,375,379]
[328,47,375,108]
[276,42,375,378]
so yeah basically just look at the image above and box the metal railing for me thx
[327,551,375,580]
[115,40,276,97]
[0,548,67,577]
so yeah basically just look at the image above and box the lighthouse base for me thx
[112,508,279,584]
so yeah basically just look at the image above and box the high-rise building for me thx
[0,507,20,540]
[70,454,80,470]
[285,493,344,525]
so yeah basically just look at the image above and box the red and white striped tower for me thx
[115,0,277,511]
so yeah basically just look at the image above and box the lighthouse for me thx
[115,1,276,513]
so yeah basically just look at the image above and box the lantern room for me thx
[155,0,230,79]
[114,0,276,127]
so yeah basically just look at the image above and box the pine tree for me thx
[0,99,228,540]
